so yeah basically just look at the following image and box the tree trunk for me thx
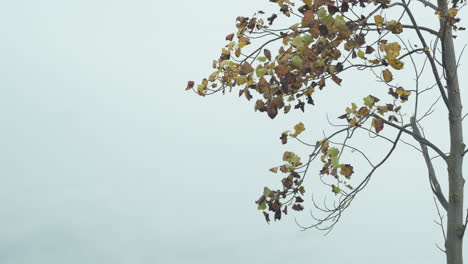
[439,1,465,263]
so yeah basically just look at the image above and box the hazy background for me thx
[0,0,467,263]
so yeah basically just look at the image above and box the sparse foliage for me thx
[188,0,466,263]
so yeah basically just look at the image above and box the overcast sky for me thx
[0,0,467,263]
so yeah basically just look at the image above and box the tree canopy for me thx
[188,0,465,262]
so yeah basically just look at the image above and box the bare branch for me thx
[370,113,448,160]
[411,117,449,210]
[415,0,439,10]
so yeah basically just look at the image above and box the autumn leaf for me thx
[290,122,305,137]
[225,33,234,41]
[292,204,304,211]
[299,186,306,195]
[327,147,339,157]
[238,37,251,48]
[274,64,289,76]
[357,50,365,59]
[448,8,458,17]
[239,62,253,75]
[280,132,288,144]
[331,74,342,85]
[365,46,375,54]
[363,96,375,108]
[372,118,384,133]
[340,164,354,179]
[357,106,370,116]
[374,15,384,27]
[383,69,393,82]
[332,185,341,195]
[186,81,195,90]
[263,212,270,223]
[264,49,272,61]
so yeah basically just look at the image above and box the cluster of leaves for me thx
[187,0,411,120]
[436,7,464,30]
[186,0,442,224]
[338,94,403,133]
[256,149,307,223]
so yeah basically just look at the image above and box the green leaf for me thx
[258,201,267,210]
[363,96,375,108]
[257,56,267,62]
[292,36,304,48]
[334,15,346,29]
[332,184,341,195]
[327,147,340,157]
[263,187,272,197]
[302,34,313,45]
[256,67,268,77]
[291,56,303,67]
[331,156,339,167]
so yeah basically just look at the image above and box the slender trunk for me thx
[439,2,465,263]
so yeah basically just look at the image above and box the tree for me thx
[187,0,466,263]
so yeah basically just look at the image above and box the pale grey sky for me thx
[0,0,466,263]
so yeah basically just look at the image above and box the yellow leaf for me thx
[291,122,305,137]
[374,15,384,27]
[238,37,251,48]
[357,50,365,59]
[388,59,404,70]
[448,8,458,17]
[236,75,247,85]
[382,69,393,82]
[235,48,241,57]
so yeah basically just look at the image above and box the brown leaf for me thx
[274,210,281,221]
[264,49,272,61]
[267,104,278,119]
[263,212,270,223]
[292,204,304,211]
[225,33,234,41]
[280,133,288,144]
[338,113,348,119]
[389,115,399,122]
[186,81,195,90]
[365,45,375,54]
[372,118,384,133]
[244,89,252,101]
[291,171,300,178]
[274,64,289,76]
[302,10,314,26]
[254,100,266,112]
[267,14,278,25]
[327,5,340,15]
[271,96,285,109]
[306,94,314,105]
[331,74,342,85]
[294,100,305,112]
[239,62,253,75]
[247,18,257,32]
[382,69,393,82]
[318,77,326,89]
[295,196,304,203]
[357,107,370,116]
[340,164,354,179]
